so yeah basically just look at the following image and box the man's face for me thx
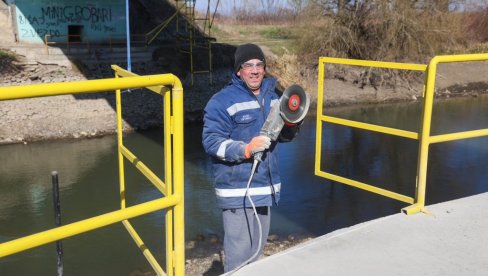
[237,59,266,93]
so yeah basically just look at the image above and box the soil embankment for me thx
[1,51,488,145]
[0,45,234,144]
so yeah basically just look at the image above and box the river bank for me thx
[0,49,233,144]
[181,233,314,276]
[2,53,488,145]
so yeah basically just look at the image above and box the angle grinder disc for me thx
[280,84,310,123]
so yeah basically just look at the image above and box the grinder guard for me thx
[254,84,310,161]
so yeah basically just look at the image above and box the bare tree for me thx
[314,0,477,14]
[260,0,280,13]
[288,0,308,15]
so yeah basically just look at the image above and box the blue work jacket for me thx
[202,74,282,209]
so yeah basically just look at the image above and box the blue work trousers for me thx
[222,206,270,272]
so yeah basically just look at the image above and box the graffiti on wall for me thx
[41,6,112,23]
[15,1,125,43]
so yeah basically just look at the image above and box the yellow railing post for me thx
[172,83,185,276]
[115,73,126,209]
[164,83,175,275]
[314,58,325,176]
[110,65,185,275]
[402,57,438,215]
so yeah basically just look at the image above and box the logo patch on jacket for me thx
[235,113,255,124]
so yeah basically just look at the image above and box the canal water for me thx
[1,95,487,275]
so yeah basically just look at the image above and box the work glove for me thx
[278,120,303,142]
[244,135,271,159]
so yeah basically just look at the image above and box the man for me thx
[202,43,300,272]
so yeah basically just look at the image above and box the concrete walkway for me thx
[235,192,488,276]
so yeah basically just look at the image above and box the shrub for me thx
[296,1,467,65]
[466,9,488,43]
[0,49,19,74]
[0,50,15,59]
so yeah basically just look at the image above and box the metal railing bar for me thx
[170,84,185,276]
[111,65,170,95]
[322,115,419,140]
[0,74,181,101]
[120,144,167,195]
[0,195,180,258]
[316,170,414,204]
[429,128,488,144]
[113,66,184,274]
[433,53,488,63]
[318,53,488,215]
[320,57,427,71]
[163,85,175,276]
[316,57,424,213]
[123,220,166,275]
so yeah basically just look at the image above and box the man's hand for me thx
[244,135,271,159]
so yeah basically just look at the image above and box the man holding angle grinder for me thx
[202,43,310,273]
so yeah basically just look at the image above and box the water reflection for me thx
[1,95,487,275]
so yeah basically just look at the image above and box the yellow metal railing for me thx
[0,68,185,275]
[315,54,488,215]
[44,34,91,54]
[44,33,148,54]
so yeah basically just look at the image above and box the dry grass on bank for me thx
[217,4,485,55]
[210,2,488,100]
[296,3,469,65]
[0,49,20,76]
[213,2,488,63]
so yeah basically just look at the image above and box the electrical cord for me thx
[224,158,263,275]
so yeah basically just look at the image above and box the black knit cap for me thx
[234,43,266,72]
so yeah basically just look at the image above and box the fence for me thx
[315,54,488,215]
[0,67,185,275]
[44,34,148,54]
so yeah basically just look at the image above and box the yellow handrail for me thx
[404,53,488,215]
[44,34,90,54]
[0,68,185,275]
[44,33,147,55]
[0,74,177,100]
[0,196,179,258]
[315,54,488,215]
[315,57,425,207]
[112,65,185,275]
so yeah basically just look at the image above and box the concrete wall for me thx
[13,0,126,44]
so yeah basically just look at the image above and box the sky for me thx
[194,0,488,15]
[194,0,292,15]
